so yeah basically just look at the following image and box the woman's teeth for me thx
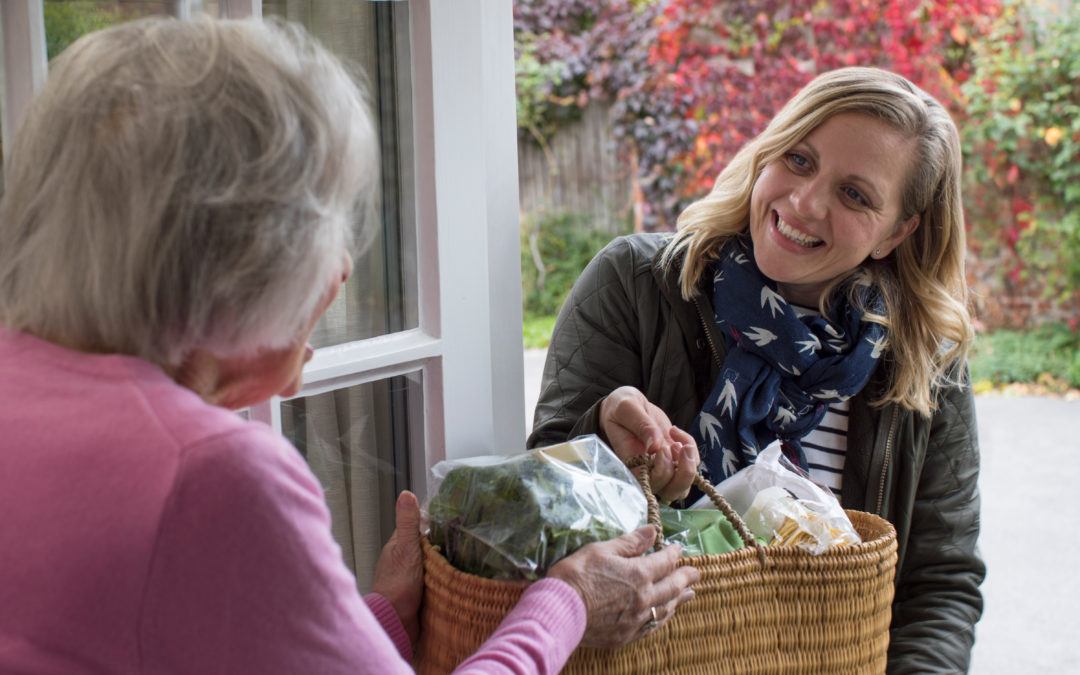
[776,214,823,247]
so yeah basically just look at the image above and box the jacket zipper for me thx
[692,297,724,370]
[874,406,899,516]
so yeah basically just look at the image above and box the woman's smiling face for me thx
[748,112,920,306]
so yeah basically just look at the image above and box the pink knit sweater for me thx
[0,328,585,673]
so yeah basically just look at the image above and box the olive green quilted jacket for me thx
[528,233,985,674]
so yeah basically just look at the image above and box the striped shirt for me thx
[802,402,849,496]
[789,303,849,496]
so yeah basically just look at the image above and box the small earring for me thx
[873,248,882,259]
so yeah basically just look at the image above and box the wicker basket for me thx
[416,459,898,675]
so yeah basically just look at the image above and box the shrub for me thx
[515,37,567,146]
[44,2,120,61]
[969,324,1080,389]
[521,212,626,318]
[962,2,1080,308]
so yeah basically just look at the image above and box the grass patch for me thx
[520,211,629,351]
[969,324,1080,392]
[523,314,557,350]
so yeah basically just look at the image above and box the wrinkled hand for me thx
[599,386,700,502]
[371,491,424,643]
[548,526,700,648]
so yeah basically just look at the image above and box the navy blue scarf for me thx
[690,236,887,483]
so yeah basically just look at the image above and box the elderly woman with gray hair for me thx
[0,17,697,674]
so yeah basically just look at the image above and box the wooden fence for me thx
[517,102,634,235]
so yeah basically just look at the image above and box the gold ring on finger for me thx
[641,606,660,633]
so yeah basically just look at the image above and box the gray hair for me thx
[0,16,377,366]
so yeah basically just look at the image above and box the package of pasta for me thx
[742,485,861,554]
[691,441,860,554]
[424,435,647,580]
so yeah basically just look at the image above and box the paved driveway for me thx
[970,396,1079,673]
[523,349,1080,672]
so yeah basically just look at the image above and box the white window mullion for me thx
[416,360,444,501]
[411,0,524,461]
[0,0,47,166]
[291,355,434,400]
[249,399,282,432]
[478,0,526,453]
[404,0,443,479]
[167,1,193,19]
[300,328,439,384]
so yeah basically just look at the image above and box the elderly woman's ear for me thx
[171,341,312,410]
[172,258,351,409]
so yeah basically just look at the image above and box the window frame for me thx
[0,1,47,165]
[1,0,527,500]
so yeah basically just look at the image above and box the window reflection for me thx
[43,1,210,61]
[265,0,416,347]
[281,373,420,591]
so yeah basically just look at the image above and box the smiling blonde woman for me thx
[530,67,984,672]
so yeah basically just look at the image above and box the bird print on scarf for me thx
[689,235,887,484]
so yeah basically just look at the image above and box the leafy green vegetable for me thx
[427,438,647,580]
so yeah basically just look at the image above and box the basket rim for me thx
[422,508,897,588]
[422,536,532,593]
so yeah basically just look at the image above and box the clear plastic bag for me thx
[425,435,647,580]
[690,441,860,555]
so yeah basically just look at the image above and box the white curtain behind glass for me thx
[281,386,385,591]
[271,0,391,593]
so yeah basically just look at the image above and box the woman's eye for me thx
[842,186,870,208]
[787,152,810,170]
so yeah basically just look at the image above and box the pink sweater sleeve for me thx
[363,583,586,673]
[454,578,586,675]
[365,593,412,661]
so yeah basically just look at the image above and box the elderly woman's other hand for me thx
[599,386,700,503]
[548,526,700,648]
[371,491,424,643]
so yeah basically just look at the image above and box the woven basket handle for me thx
[627,455,768,566]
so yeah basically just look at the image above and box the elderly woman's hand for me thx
[599,386,700,503]
[371,491,424,643]
[548,526,700,648]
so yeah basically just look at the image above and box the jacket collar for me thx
[651,237,728,366]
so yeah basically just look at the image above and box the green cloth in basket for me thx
[660,506,748,556]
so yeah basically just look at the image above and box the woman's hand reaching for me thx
[371,491,424,643]
[599,386,700,502]
[549,526,700,648]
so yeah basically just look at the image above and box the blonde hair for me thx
[0,16,377,367]
[661,67,972,416]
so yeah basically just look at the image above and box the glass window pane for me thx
[197,1,220,17]
[265,0,418,347]
[43,1,175,61]
[280,372,421,591]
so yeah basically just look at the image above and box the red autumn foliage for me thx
[648,0,1002,214]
